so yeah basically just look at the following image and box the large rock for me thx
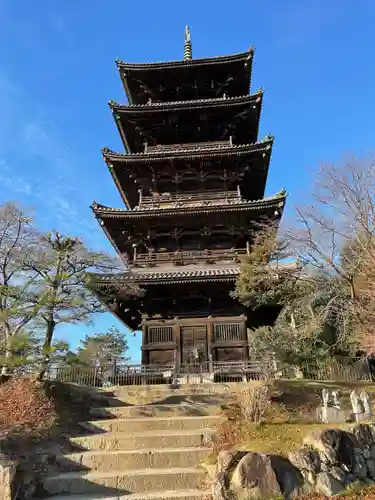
[304,428,357,469]
[214,450,247,500]
[0,455,17,500]
[315,472,345,496]
[230,452,282,499]
[288,446,321,474]
[351,424,375,447]
[367,459,375,479]
[353,452,368,478]
[330,465,347,483]
[269,455,304,497]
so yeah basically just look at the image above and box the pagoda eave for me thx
[116,48,254,105]
[104,140,273,208]
[109,91,262,113]
[110,93,263,154]
[93,267,240,288]
[102,138,273,164]
[116,48,253,72]
[91,194,286,219]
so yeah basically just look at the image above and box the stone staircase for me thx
[42,385,228,499]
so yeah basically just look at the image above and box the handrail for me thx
[133,248,247,267]
[145,139,232,153]
[139,190,240,206]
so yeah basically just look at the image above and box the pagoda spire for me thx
[184,26,192,60]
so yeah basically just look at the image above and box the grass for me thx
[213,379,375,458]
[238,422,351,455]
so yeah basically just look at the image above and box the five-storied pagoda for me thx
[91,28,286,368]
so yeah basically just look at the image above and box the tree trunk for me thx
[1,332,13,375]
[35,318,55,381]
[0,349,12,375]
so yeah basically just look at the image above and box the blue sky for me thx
[0,0,374,362]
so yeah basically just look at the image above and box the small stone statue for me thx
[360,390,372,417]
[322,388,330,408]
[318,388,345,424]
[350,390,365,422]
[332,390,341,408]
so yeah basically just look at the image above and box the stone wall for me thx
[214,423,375,499]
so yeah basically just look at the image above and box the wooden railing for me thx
[133,248,248,267]
[139,189,241,208]
[145,139,232,153]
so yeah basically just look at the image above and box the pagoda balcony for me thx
[132,248,248,268]
[144,138,232,153]
[137,189,242,210]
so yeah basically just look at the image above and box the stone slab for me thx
[70,429,215,451]
[56,447,213,472]
[79,415,224,433]
[43,468,207,496]
[89,403,222,419]
[47,489,212,500]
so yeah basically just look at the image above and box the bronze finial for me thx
[184,26,192,60]
[185,25,191,42]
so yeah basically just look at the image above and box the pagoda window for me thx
[213,322,245,341]
[147,326,173,344]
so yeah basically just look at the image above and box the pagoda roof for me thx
[102,137,273,163]
[110,92,263,154]
[116,49,254,105]
[102,138,273,209]
[92,259,297,287]
[91,192,286,219]
[92,192,286,257]
[94,265,240,286]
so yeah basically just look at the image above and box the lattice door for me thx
[181,325,208,364]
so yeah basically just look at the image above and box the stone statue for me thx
[318,388,345,424]
[332,390,340,408]
[350,390,364,422]
[322,388,330,407]
[360,390,372,417]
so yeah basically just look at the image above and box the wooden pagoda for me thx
[91,28,286,368]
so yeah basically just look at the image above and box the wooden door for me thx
[181,325,208,364]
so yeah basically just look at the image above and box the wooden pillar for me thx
[207,315,213,368]
[241,314,249,360]
[141,323,148,365]
[174,317,181,372]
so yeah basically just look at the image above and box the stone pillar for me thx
[0,455,17,500]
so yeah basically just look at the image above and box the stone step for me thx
[79,415,224,433]
[46,489,212,499]
[91,395,226,407]
[43,468,207,496]
[56,447,213,472]
[70,429,215,451]
[89,403,222,419]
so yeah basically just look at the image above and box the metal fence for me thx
[47,357,373,388]
[276,357,372,382]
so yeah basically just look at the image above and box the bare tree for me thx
[25,231,120,380]
[0,203,44,374]
[287,154,375,353]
